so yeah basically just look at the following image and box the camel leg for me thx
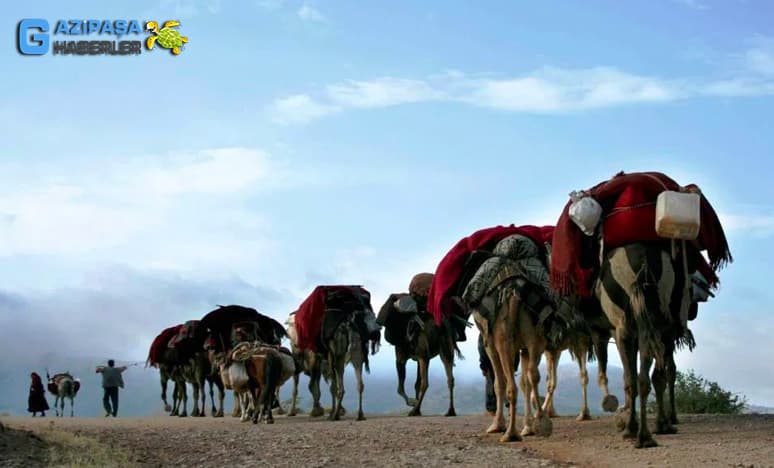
[274,387,286,415]
[595,332,618,412]
[161,374,170,411]
[232,390,241,418]
[408,357,429,416]
[354,360,366,421]
[615,332,638,438]
[70,397,74,417]
[636,353,657,448]
[652,363,676,435]
[666,351,679,425]
[215,379,225,417]
[179,383,188,417]
[519,352,535,436]
[329,357,346,421]
[441,347,456,417]
[288,372,299,416]
[395,351,415,407]
[309,362,324,418]
[482,330,507,434]
[496,305,521,443]
[541,349,560,418]
[577,350,591,421]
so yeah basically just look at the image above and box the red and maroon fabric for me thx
[427,224,554,325]
[147,324,182,366]
[295,285,370,352]
[550,171,731,296]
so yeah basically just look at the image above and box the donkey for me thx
[48,372,79,417]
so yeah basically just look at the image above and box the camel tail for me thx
[453,341,464,361]
[629,276,665,369]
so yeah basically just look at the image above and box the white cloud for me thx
[0,148,283,263]
[268,38,774,124]
[271,94,340,124]
[327,78,445,108]
[463,67,678,112]
[719,211,774,236]
[297,3,326,22]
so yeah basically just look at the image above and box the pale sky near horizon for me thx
[1,1,773,405]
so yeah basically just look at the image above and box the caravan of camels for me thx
[146,170,731,449]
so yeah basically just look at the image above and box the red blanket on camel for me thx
[146,324,182,366]
[427,224,555,326]
[550,171,731,296]
[295,285,370,352]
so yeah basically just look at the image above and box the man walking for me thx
[96,360,127,417]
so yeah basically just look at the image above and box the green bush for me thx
[649,369,746,414]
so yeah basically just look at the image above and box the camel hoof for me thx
[265,419,274,425]
[215,411,224,418]
[602,395,619,413]
[486,423,505,434]
[656,423,678,435]
[357,412,366,421]
[548,410,559,418]
[445,408,457,417]
[500,432,522,443]
[406,398,418,407]
[309,407,325,418]
[614,410,630,431]
[635,435,658,448]
[576,411,592,422]
[520,426,535,437]
[537,416,553,437]
[408,408,421,417]
[164,404,172,412]
[179,413,187,418]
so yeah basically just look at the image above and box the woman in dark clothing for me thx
[28,372,49,417]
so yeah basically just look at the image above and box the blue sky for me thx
[1,0,773,406]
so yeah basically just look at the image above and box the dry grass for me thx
[39,424,135,468]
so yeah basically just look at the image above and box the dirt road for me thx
[2,413,773,467]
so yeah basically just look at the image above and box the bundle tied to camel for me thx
[462,232,583,346]
[550,171,732,297]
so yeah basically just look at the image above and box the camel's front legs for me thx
[408,357,429,416]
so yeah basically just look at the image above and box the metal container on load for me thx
[655,190,701,240]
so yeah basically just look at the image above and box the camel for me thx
[377,288,461,417]
[539,297,618,421]
[285,312,327,418]
[463,233,579,442]
[595,243,693,448]
[291,286,381,421]
[47,372,79,417]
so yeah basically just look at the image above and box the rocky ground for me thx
[1,412,772,467]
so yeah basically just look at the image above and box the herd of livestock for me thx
[145,170,731,449]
